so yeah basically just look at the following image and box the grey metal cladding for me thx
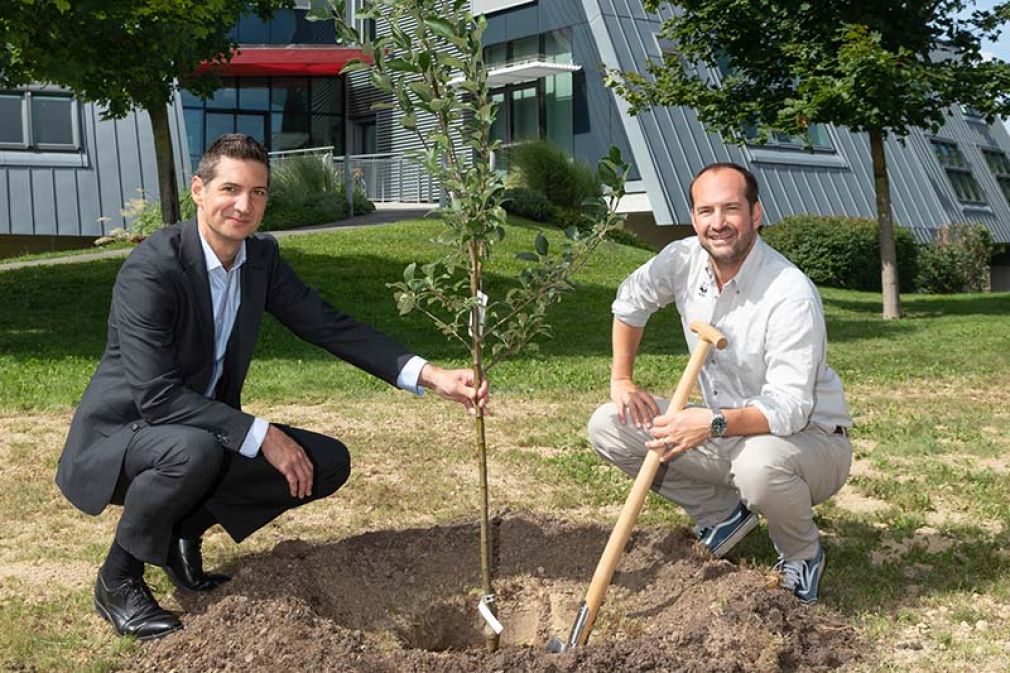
[0,97,190,237]
[583,0,1010,242]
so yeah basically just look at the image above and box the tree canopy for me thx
[0,0,292,224]
[608,0,1010,319]
[611,0,1010,142]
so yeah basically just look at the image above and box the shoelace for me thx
[777,559,804,590]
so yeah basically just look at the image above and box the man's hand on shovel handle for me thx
[646,407,712,462]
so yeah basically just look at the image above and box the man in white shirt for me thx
[57,134,488,639]
[588,162,852,604]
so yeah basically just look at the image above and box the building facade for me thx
[3,0,1010,285]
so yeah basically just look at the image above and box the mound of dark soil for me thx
[125,514,860,672]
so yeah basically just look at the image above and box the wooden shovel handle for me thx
[576,320,727,646]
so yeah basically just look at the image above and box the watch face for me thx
[711,414,727,437]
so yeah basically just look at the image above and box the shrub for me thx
[505,140,601,210]
[915,223,993,293]
[122,190,197,236]
[263,154,374,231]
[761,214,917,291]
[502,187,552,222]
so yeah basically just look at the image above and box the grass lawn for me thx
[1,218,1009,671]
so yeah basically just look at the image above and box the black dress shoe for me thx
[163,537,231,592]
[94,571,182,640]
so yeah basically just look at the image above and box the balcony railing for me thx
[268,147,439,204]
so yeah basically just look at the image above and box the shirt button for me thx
[131,423,139,431]
[713,390,719,397]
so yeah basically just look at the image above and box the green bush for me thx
[263,154,374,231]
[123,190,197,235]
[502,187,552,222]
[505,140,601,210]
[914,223,993,293]
[761,214,918,291]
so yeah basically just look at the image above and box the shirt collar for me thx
[722,234,767,289]
[198,228,246,274]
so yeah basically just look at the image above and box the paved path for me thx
[0,203,436,272]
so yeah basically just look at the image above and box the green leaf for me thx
[403,262,417,282]
[516,252,539,262]
[396,293,416,316]
[341,60,370,75]
[535,232,549,256]
[425,17,458,41]
[387,57,420,73]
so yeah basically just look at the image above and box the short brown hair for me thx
[195,134,270,183]
[688,162,759,209]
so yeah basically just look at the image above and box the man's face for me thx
[689,168,763,273]
[191,157,269,247]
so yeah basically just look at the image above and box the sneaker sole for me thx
[709,512,759,558]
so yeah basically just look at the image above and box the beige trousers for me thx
[588,399,852,561]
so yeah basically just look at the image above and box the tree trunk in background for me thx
[148,103,181,226]
[869,130,902,319]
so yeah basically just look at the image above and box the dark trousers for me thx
[110,423,350,565]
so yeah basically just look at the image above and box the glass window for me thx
[0,94,26,146]
[511,85,539,141]
[272,111,310,150]
[545,29,572,64]
[206,79,238,109]
[238,78,270,111]
[490,91,506,144]
[511,35,539,62]
[183,107,204,164]
[545,72,573,155]
[272,78,310,114]
[32,95,75,146]
[179,88,204,108]
[715,54,833,153]
[236,14,269,43]
[930,139,986,205]
[0,90,79,151]
[236,113,267,145]
[268,10,298,44]
[485,43,507,67]
[982,148,1010,204]
[206,112,235,146]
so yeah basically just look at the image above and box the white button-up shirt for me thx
[612,236,850,436]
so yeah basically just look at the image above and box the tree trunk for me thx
[148,102,181,226]
[869,130,902,319]
[469,241,499,653]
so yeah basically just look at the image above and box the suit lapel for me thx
[222,236,268,405]
[179,220,216,371]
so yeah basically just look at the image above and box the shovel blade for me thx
[545,635,567,653]
[545,600,589,653]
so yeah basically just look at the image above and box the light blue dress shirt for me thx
[197,230,426,459]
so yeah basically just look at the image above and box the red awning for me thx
[194,47,368,76]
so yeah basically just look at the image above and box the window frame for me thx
[0,89,81,152]
[930,138,987,206]
[981,147,1010,205]
[705,54,836,155]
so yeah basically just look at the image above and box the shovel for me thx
[547,320,728,653]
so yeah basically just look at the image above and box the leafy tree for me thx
[609,0,1010,318]
[330,0,628,652]
[0,0,291,225]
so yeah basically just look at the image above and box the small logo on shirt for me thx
[698,281,709,297]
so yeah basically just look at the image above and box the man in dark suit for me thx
[56,134,487,640]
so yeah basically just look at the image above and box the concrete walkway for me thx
[0,202,437,272]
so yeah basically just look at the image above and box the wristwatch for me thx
[709,409,727,438]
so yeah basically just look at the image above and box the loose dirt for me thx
[125,513,860,673]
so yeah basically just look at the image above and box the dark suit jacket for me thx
[56,219,414,515]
